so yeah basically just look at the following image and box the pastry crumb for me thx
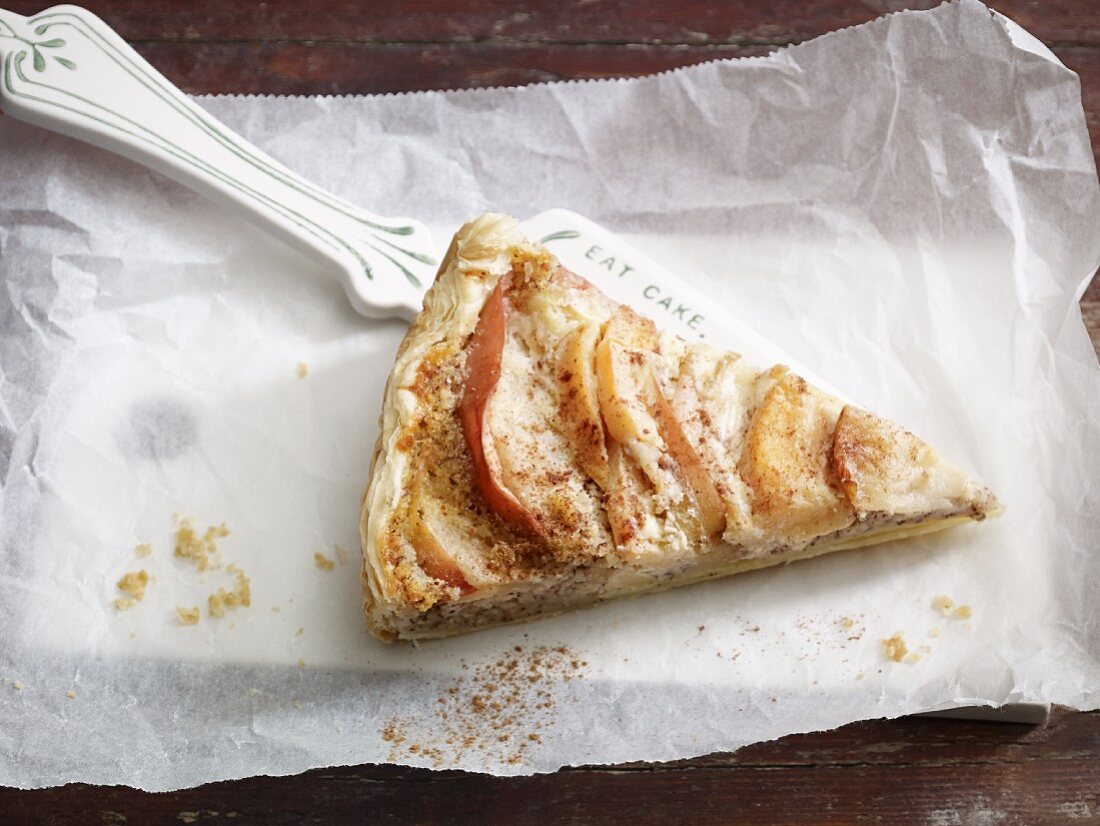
[933,595,972,621]
[839,617,855,629]
[293,700,303,710]
[296,361,309,379]
[313,551,335,571]
[295,627,304,637]
[271,606,281,613]
[297,658,306,669]
[881,633,909,663]
[208,564,251,618]
[855,672,865,680]
[176,606,201,625]
[134,542,153,558]
[334,545,349,565]
[174,518,230,572]
[13,682,23,691]
[114,570,150,610]
[65,690,77,700]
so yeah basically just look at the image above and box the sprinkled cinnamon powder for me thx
[381,644,588,768]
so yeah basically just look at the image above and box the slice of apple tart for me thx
[360,214,999,641]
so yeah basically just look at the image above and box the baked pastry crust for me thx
[360,214,999,641]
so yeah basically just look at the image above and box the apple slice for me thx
[459,274,544,536]
[831,405,972,518]
[646,375,727,538]
[557,322,611,489]
[406,478,475,596]
[739,373,855,543]
[594,313,727,540]
[595,335,659,447]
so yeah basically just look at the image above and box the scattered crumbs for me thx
[903,652,922,665]
[381,721,406,747]
[271,606,281,614]
[929,627,941,638]
[208,564,251,618]
[381,645,587,768]
[839,617,855,630]
[13,682,23,691]
[297,658,306,669]
[296,361,309,379]
[855,672,865,681]
[335,724,343,733]
[295,627,304,637]
[334,545,349,565]
[932,595,973,621]
[113,570,150,610]
[134,542,153,559]
[65,690,76,700]
[174,518,230,572]
[931,595,954,616]
[176,606,201,626]
[697,625,706,633]
[313,551,335,571]
[881,633,909,663]
[293,701,303,710]
[247,688,260,698]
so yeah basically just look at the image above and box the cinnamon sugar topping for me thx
[381,644,587,767]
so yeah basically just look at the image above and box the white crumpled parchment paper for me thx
[1,0,1097,790]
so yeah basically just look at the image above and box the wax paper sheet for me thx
[1,0,1097,790]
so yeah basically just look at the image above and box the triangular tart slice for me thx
[360,214,999,640]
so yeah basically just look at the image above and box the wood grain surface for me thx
[1,2,1098,823]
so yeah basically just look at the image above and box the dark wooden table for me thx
[2,2,1098,823]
